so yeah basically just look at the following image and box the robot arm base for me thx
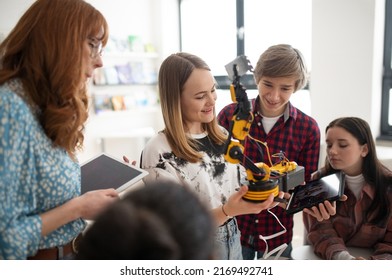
[277,166,305,192]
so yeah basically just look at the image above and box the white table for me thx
[291,245,372,260]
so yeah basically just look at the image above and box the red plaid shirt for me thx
[217,97,320,252]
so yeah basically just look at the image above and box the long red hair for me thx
[0,0,109,160]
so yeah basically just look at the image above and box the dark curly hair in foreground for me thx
[75,181,216,259]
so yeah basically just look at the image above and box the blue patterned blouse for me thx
[0,79,86,259]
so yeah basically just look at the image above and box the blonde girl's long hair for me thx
[158,52,227,163]
[0,0,109,160]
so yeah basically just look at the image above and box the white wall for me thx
[311,0,385,141]
[0,0,34,38]
[311,0,386,166]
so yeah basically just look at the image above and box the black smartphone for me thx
[285,172,345,215]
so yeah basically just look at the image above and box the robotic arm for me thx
[223,56,304,202]
[223,56,280,202]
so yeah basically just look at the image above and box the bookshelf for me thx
[80,41,164,163]
[91,50,160,113]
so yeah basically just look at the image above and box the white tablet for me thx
[80,153,148,194]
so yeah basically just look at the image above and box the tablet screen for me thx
[285,172,345,215]
[81,153,148,194]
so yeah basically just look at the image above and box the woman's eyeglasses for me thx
[88,38,103,58]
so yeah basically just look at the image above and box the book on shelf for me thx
[141,60,158,84]
[111,95,126,111]
[93,95,113,114]
[93,62,157,86]
[104,66,120,85]
[93,68,107,85]
[93,92,158,114]
[128,62,145,84]
[115,63,133,84]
